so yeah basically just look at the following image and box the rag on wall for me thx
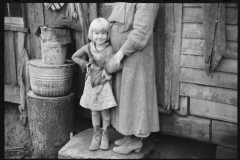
[202,3,226,76]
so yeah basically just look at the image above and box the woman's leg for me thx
[89,110,102,150]
[100,109,111,150]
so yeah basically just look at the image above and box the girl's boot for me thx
[100,126,109,150]
[89,125,102,150]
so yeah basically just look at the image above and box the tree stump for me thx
[26,90,75,159]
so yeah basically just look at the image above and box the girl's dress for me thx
[76,42,117,111]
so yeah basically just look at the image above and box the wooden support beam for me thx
[164,3,174,110]
[171,3,182,110]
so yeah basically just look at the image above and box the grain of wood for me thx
[8,31,18,85]
[180,55,238,74]
[182,23,238,41]
[180,67,237,90]
[164,3,174,110]
[27,91,75,159]
[171,3,182,110]
[183,7,238,24]
[160,113,210,141]
[175,96,188,116]
[181,38,238,59]
[180,82,237,106]
[190,97,237,123]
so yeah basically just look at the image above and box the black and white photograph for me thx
[4,2,237,159]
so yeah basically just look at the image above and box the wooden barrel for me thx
[28,59,75,97]
[26,90,75,159]
[40,27,71,65]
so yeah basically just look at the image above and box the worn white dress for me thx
[79,42,117,111]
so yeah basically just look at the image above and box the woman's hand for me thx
[114,50,124,67]
[102,69,112,80]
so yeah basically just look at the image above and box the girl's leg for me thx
[89,110,102,150]
[100,109,111,150]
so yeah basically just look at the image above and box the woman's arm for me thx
[71,45,89,72]
[120,3,159,56]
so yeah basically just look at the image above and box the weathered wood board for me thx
[175,96,189,116]
[181,38,237,59]
[4,84,20,104]
[180,82,237,106]
[26,3,44,59]
[164,3,174,110]
[4,31,18,85]
[160,113,210,142]
[182,23,238,42]
[180,67,237,90]
[183,7,238,24]
[171,3,182,110]
[212,120,237,149]
[183,3,238,8]
[190,97,237,123]
[181,55,237,74]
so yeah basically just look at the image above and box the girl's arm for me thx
[71,45,89,73]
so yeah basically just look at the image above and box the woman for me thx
[108,3,160,154]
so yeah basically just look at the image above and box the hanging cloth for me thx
[202,3,226,76]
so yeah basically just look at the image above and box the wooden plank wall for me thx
[161,3,238,149]
[4,31,26,103]
[179,3,238,123]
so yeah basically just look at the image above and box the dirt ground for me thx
[5,102,217,159]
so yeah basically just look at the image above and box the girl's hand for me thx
[102,69,112,80]
[86,63,92,73]
[114,50,124,67]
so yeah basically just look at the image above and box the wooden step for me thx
[58,128,155,159]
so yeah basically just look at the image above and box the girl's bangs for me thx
[92,23,108,33]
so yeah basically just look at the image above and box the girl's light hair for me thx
[88,17,111,41]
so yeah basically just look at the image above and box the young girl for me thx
[72,17,117,151]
